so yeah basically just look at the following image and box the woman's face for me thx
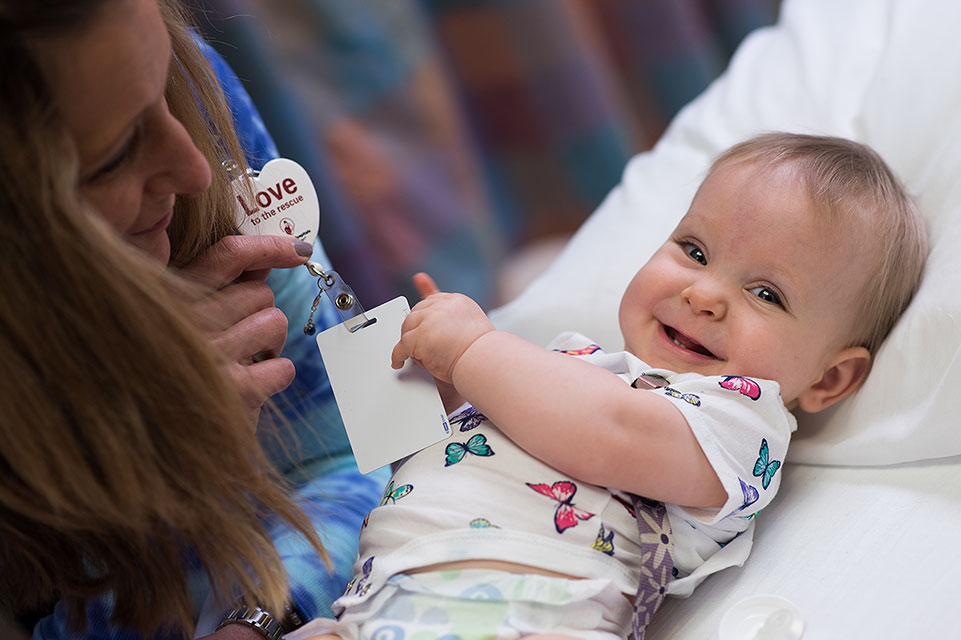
[29,0,212,263]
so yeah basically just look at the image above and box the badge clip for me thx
[304,262,374,335]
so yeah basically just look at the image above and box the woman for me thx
[0,0,386,637]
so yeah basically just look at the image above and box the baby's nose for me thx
[682,281,727,318]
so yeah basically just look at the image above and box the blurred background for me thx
[188,0,781,310]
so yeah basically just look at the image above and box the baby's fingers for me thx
[390,331,414,370]
[391,310,422,370]
[413,272,441,299]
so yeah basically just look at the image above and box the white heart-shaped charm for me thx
[233,158,319,247]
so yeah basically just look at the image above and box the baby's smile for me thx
[662,324,719,360]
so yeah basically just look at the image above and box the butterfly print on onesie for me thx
[527,480,595,533]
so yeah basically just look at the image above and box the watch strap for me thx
[283,602,305,630]
[216,604,286,640]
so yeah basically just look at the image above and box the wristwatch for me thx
[216,603,304,640]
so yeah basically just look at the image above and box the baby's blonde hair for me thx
[712,132,927,356]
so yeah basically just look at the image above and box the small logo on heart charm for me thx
[233,157,320,247]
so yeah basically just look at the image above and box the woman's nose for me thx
[682,280,728,319]
[145,109,212,197]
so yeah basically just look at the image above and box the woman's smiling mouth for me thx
[131,209,173,236]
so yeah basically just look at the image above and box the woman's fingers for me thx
[234,357,297,409]
[210,305,294,419]
[191,280,276,332]
[412,272,440,299]
[226,356,296,427]
[180,235,311,288]
[178,236,310,421]
[211,306,289,364]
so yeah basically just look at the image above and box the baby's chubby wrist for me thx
[450,329,509,388]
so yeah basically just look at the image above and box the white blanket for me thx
[648,456,961,637]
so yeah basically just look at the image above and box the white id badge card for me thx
[316,296,452,473]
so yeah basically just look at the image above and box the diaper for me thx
[287,569,633,640]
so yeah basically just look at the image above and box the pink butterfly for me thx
[719,376,761,401]
[555,344,601,356]
[527,480,595,533]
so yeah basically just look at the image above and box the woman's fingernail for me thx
[294,241,314,257]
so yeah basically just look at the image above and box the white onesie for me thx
[338,332,796,611]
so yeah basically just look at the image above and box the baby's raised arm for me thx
[391,275,725,509]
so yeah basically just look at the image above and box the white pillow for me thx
[490,0,961,466]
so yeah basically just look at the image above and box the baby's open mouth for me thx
[665,326,717,359]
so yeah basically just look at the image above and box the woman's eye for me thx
[84,125,142,184]
[95,151,128,177]
[749,286,783,307]
[683,243,707,265]
[83,149,128,185]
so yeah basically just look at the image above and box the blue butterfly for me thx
[355,556,373,596]
[469,518,500,529]
[445,433,494,466]
[752,439,781,489]
[380,480,413,505]
[724,478,760,519]
[449,406,488,432]
[343,555,374,596]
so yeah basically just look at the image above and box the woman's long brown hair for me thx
[0,0,327,635]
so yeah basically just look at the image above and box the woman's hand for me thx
[391,273,494,385]
[198,624,264,640]
[180,235,313,426]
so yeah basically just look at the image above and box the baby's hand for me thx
[391,273,494,383]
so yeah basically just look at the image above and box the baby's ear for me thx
[796,346,872,413]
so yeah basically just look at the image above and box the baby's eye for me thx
[749,286,783,307]
[683,243,707,265]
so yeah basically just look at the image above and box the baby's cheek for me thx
[760,340,817,398]
[734,334,785,377]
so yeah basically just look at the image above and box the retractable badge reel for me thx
[228,159,450,474]
[226,158,372,333]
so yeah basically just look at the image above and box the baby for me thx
[295,133,927,639]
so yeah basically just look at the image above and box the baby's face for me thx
[618,160,871,407]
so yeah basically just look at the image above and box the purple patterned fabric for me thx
[630,496,675,639]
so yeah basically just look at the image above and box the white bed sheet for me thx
[647,455,961,638]
[486,0,961,636]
